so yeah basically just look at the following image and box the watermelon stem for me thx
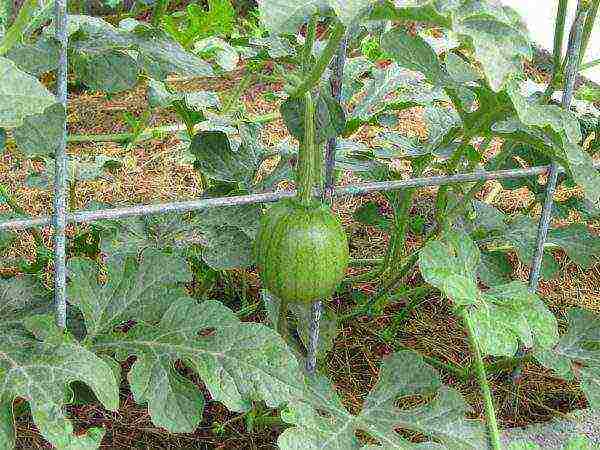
[296,91,317,206]
[277,298,289,340]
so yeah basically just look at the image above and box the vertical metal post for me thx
[53,0,68,329]
[529,4,586,294]
[323,34,348,202]
[307,35,348,375]
[512,0,588,380]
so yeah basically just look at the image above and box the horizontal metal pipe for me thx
[1,162,598,231]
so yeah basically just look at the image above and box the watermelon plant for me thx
[0,0,600,449]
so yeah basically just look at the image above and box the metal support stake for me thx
[511,0,588,382]
[53,0,69,329]
[307,35,348,375]
[323,34,348,202]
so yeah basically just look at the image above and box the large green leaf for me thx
[419,231,558,357]
[135,32,214,80]
[473,282,558,357]
[64,15,214,81]
[93,299,303,432]
[148,78,220,111]
[548,224,600,268]
[0,330,118,449]
[195,36,239,72]
[258,0,329,35]
[562,142,600,207]
[92,205,262,270]
[6,37,59,76]
[13,102,65,157]
[507,85,582,145]
[368,0,454,28]
[0,276,50,328]
[190,130,260,186]
[381,28,448,85]
[0,57,57,128]
[478,251,512,288]
[535,309,600,410]
[279,351,486,449]
[197,204,262,269]
[67,249,192,340]
[423,105,461,149]
[201,226,255,269]
[281,90,346,144]
[74,50,139,94]
[92,211,203,260]
[496,215,560,280]
[351,64,415,121]
[444,52,479,84]
[454,17,530,92]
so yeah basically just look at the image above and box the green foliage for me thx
[0,277,119,448]
[535,309,600,410]
[25,155,122,189]
[2,0,600,447]
[13,103,66,158]
[58,15,214,86]
[279,351,487,449]
[0,57,57,128]
[93,296,303,433]
[419,231,558,357]
[162,0,235,49]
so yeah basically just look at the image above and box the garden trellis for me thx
[0,0,596,372]
[2,0,600,449]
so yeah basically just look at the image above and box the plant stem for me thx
[555,0,570,72]
[0,0,37,55]
[297,91,316,205]
[462,312,502,450]
[387,287,433,329]
[277,298,289,339]
[302,14,318,74]
[542,0,570,101]
[290,20,346,98]
[578,0,599,65]
[62,112,280,144]
[445,142,514,222]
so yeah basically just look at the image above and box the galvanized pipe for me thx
[53,0,68,329]
[511,0,589,382]
[529,2,587,293]
[1,163,599,232]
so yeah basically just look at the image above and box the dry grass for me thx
[3,61,600,449]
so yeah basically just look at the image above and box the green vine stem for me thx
[302,14,318,73]
[290,20,346,99]
[0,0,37,55]
[462,311,502,450]
[578,0,599,64]
[543,0,570,101]
[296,91,316,206]
[26,112,282,145]
[277,298,289,339]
